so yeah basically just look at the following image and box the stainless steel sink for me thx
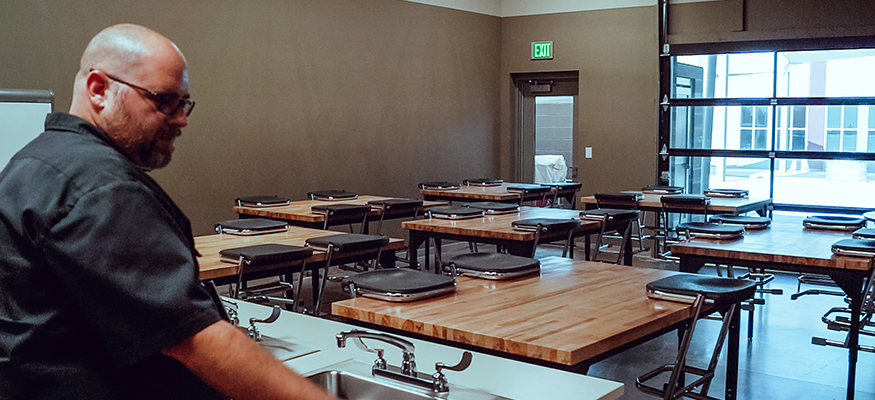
[307,370,432,400]
[306,360,512,400]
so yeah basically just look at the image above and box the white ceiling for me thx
[403,0,720,17]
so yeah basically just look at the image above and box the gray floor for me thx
[244,240,875,400]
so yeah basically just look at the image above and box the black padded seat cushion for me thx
[580,208,641,221]
[447,252,540,273]
[419,181,460,190]
[540,182,582,189]
[311,204,371,216]
[235,195,291,207]
[308,190,358,200]
[220,244,313,265]
[647,274,757,305]
[709,214,771,229]
[214,218,289,234]
[427,205,484,219]
[642,185,684,194]
[803,215,866,230]
[678,222,744,235]
[305,233,389,252]
[832,238,875,255]
[661,194,710,205]
[704,188,749,198]
[462,202,519,213]
[512,218,581,232]
[348,269,456,294]
[367,198,423,209]
[595,192,643,202]
[463,178,503,186]
[507,184,552,193]
[853,228,875,239]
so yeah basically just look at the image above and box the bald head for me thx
[69,24,191,170]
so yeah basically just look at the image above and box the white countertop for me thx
[234,300,623,400]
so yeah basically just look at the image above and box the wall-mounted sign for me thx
[531,41,553,60]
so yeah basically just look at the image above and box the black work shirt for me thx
[0,113,223,399]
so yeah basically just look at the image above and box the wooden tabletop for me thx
[196,227,405,281]
[401,206,598,241]
[332,256,694,367]
[580,191,772,215]
[234,195,445,224]
[670,215,873,272]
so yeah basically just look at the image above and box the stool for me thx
[579,208,640,264]
[595,192,647,253]
[426,205,484,220]
[658,194,711,257]
[311,204,371,232]
[462,201,519,215]
[507,184,552,207]
[704,188,749,198]
[637,274,756,400]
[419,181,460,190]
[342,268,456,302]
[308,190,359,201]
[219,243,313,308]
[463,178,503,186]
[215,218,289,236]
[852,228,875,239]
[299,233,389,314]
[511,218,581,257]
[794,216,867,300]
[235,195,290,207]
[366,198,423,235]
[540,181,582,208]
[443,252,540,280]
[709,214,771,230]
[642,185,684,195]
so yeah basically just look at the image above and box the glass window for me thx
[672,53,774,99]
[670,106,777,150]
[668,156,772,199]
[774,160,875,208]
[778,49,875,97]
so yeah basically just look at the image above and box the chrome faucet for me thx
[336,329,417,376]
[336,329,472,393]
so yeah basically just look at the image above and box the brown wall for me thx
[500,7,659,196]
[0,0,501,235]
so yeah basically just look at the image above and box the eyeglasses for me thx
[102,71,195,116]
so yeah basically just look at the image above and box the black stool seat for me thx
[311,204,371,216]
[709,214,771,229]
[235,195,291,207]
[803,215,866,231]
[427,205,484,219]
[540,182,582,189]
[661,194,710,205]
[305,233,389,252]
[463,178,503,186]
[647,274,757,306]
[704,188,749,198]
[580,208,641,221]
[507,184,552,193]
[419,181,460,190]
[595,192,643,204]
[462,201,519,214]
[677,222,744,240]
[308,190,358,200]
[215,218,289,235]
[342,269,456,301]
[512,218,581,232]
[642,185,683,194]
[367,198,422,212]
[220,243,313,265]
[853,228,875,239]
[832,238,875,257]
[445,252,540,280]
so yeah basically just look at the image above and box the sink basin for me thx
[305,360,512,400]
[307,370,432,400]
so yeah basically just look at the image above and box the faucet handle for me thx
[247,305,281,341]
[435,351,472,374]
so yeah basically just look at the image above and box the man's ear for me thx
[84,70,110,111]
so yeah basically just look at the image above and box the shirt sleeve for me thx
[41,180,222,366]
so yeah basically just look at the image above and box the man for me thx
[0,24,335,400]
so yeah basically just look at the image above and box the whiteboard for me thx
[0,89,54,171]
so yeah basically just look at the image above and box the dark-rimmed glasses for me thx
[101,71,195,116]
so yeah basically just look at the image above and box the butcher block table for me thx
[402,206,635,267]
[671,214,874,400]
[580,191,772,216]
[196,227,405,305]
[332,256,741,399]
[234,194,446,231]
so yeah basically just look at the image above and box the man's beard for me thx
[102,104,178,170]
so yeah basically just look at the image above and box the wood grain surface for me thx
[332,256,693,366]
[196,227,405,280]
[234,195,445,223]
[401,206,599,241]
